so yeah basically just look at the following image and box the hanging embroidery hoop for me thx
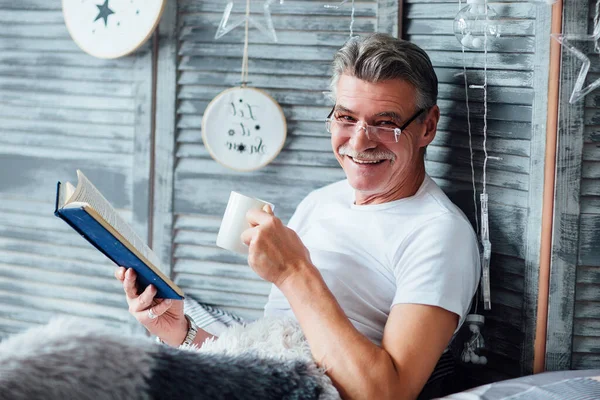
[202,87,287,172]
[62,0,165,59]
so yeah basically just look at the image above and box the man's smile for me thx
[346,156,388,165]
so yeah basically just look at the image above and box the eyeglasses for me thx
[325,107,424,143]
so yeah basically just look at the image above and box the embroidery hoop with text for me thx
[202,87,287,172]
[62,0,165,59]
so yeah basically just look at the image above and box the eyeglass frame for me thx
[325,106,425,143]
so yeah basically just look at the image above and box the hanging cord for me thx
[459,0,479,236]
[482,2,489,200]
[349,0,355,38]
[465,61,479,234]
[595,0,600,52]
[240,0,251,87]
[324,0,354,38]
[459,0,480,314]
[480,0,492,311]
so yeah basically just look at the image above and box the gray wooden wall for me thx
[4,0,597,385]
[547,0,600,372]
[403,0,552,381]
[0,0,151,337]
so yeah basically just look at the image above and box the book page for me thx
[65,182,76,201]
[67,170,162,269]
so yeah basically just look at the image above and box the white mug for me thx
[216,191,274,254]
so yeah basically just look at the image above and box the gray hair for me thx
[330,33,438,116]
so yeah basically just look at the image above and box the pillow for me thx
[439,370,600,399]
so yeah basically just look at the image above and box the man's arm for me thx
[279,262,457,400]
[242,207,471,399]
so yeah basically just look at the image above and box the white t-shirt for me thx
[263,175,481,346]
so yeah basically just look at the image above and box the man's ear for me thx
[420,105,440,147]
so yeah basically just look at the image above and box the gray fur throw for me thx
[0,317,339,400]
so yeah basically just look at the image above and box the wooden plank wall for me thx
[0,0,152,338]
[165,0,396,320]
[545,0,586,372]
[0,0,571,383]
[565,0,600,371]
[403,0,550,381]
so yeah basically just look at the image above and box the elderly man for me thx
[116,33,480,400]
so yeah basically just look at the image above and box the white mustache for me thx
[338,143,396,162]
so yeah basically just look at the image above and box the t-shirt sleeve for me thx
[391,213,481,330]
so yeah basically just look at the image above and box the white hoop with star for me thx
[62,0,165,59]
[202,87,287,172]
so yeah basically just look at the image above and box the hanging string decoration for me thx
[324,0,356,38]
[551,0,600,104]
[478,0,494,313]
[215,0,284,42]
[203,0,287,171]
[456,0,495,313]
[461,315,488,365]
[456,0,500,365]
[62,0,165,59]
[453,0,500,50]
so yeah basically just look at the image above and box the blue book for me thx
[54,170,184,300]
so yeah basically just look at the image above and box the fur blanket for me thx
[0,317,339,400]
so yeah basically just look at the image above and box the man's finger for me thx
[123,268,139,299]
[115,267,126,282]
[240,227,256,246]
[246,208,274,226]
[142,298,173,322]
[131,284,157,313]
[262,204,274,215]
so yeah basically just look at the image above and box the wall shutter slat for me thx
[0,1,152,338]
[546,0,600,372]
[570,3,600,368]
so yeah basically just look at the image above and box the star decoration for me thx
[552,22,600,104]
[94,0,115,27]
[215,0,282,42]
[237,143,247,153]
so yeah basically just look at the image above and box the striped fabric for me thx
[184,297,245,337]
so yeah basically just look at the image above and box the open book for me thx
[54,170,184,299]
